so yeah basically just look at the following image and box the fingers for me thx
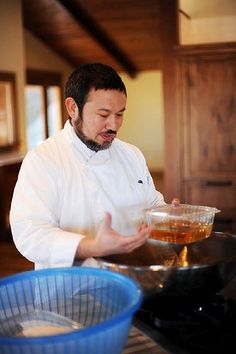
[101,212,112,229]
[137,223,153,234]
[97,213,152,256]
[104,211,112,224]
[171,198,180,206]
[120,224,152,253]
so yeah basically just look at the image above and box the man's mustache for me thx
[104,130,117,135]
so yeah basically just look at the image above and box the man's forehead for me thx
[85,88,126,105]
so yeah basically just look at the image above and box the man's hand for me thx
[75,212,152,260]
[171,198,180,206]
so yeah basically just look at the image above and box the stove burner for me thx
[136,294,236,354]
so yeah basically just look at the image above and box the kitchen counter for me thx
[0,151,24,167]
[124,325,172,354]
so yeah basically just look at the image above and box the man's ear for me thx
[65,97,79,119]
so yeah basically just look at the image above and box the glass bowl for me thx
[145,204,220,244]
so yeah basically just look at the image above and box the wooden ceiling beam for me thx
[56,0,138,77]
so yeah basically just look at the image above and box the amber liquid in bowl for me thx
[150,220,213,244]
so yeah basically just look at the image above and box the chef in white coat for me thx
[10,63,165,270]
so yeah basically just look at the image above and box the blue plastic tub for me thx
[0,267,143,354]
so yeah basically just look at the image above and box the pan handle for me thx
[204,180,233,187]
[215,217,233,224]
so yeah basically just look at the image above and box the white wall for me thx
[180,15,236,44]
[0,1,74,152]
[24,30,74,110]
[119,71,164,170]
[0,0,26,152]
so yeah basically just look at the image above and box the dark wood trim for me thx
[150,169,165,194]
[175,42,236,55]
[56,0,137,77]
[0,72,15,82]
[42,86,49,138]
[27,70,62,86]
[0,160,22,240]
[159,0,180,202]
[0,241,34,278]
[0,166,6,234]
[178,9,191,20]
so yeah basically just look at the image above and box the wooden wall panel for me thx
[181,52,236,177]
[176,44,236,233]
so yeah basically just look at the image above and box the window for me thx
[25,70,63,150]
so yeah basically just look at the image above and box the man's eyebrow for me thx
[97,107,126,113]
[97,108,110,112]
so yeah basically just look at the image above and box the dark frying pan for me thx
[97,232,236,297]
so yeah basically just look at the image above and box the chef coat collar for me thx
[64,119,111,164]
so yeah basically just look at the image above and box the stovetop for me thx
[133,276,236,354]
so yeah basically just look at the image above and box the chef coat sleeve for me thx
[10,150,84,268]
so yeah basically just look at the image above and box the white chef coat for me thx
[10,120,165,269]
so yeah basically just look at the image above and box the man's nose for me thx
[106,115,119,130]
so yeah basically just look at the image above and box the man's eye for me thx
[99,114,108,118]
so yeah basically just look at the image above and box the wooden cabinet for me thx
[0,155,22,240]
[177,44,236,233]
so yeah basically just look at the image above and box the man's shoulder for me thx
[112,138,144,159]
[25,130,65,166]
[113,138,141,152]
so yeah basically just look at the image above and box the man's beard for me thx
[73,117,116,152]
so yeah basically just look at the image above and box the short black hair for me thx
[65,63,126,114]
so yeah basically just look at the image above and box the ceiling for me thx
[22,0,236,78]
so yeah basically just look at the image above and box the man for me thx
[10,63,165,270]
